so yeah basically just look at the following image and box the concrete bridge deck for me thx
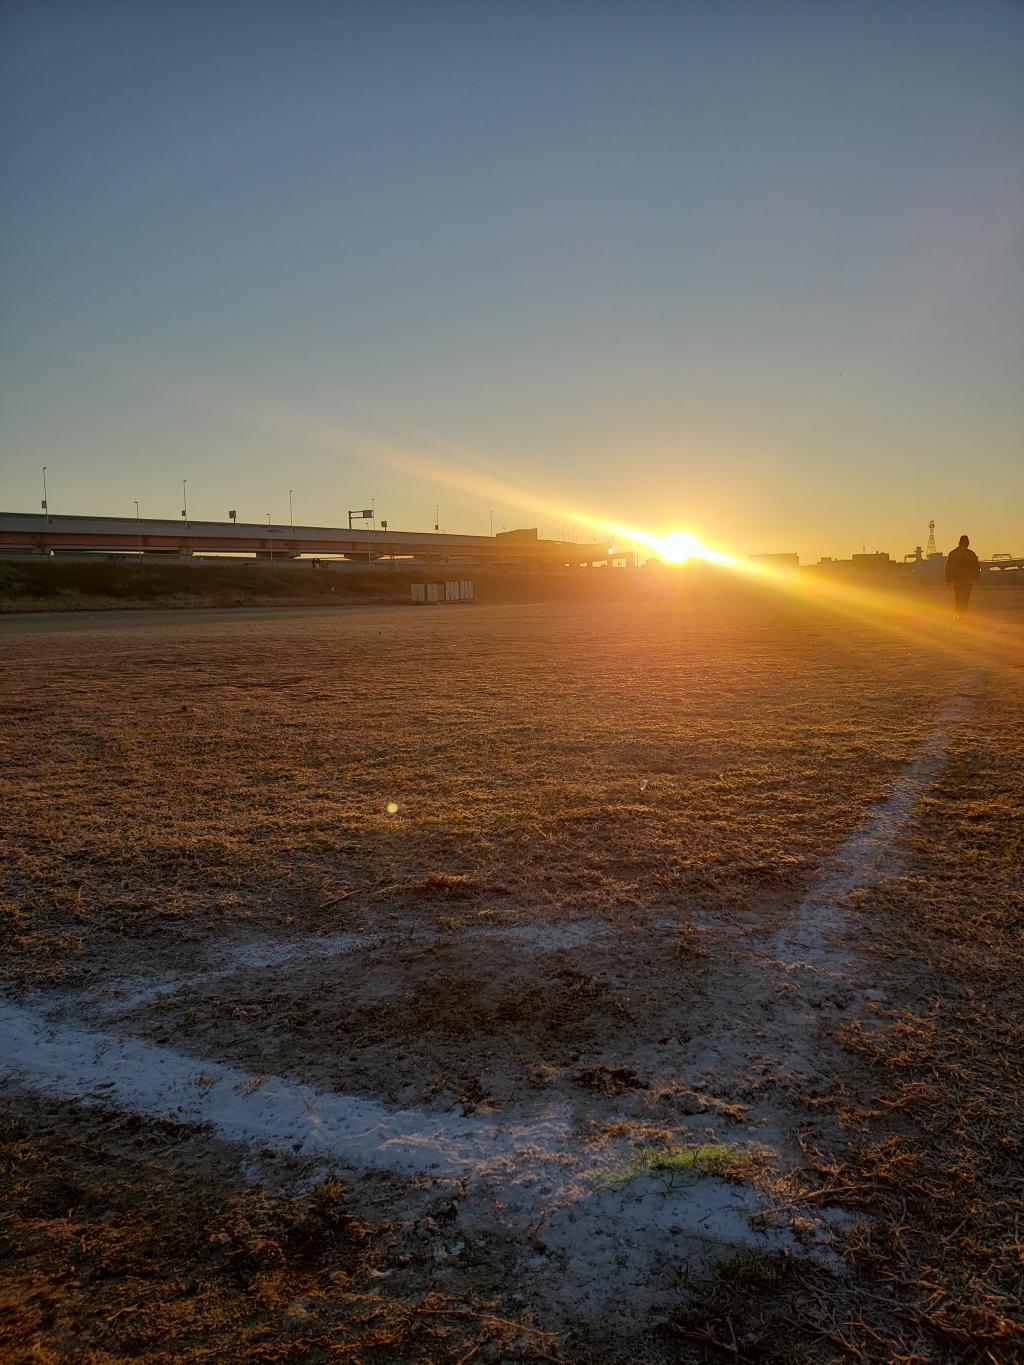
[0,512,630,568]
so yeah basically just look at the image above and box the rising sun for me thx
[657,529,707,563]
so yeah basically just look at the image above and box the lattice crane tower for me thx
[925,520,937,557]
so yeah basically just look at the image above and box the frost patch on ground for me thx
[0,989,823,1315]
[98,930,377,1013]
[743,687,976,1080]
[91,918,621,1018]
[533,1176,836,1322]
[0,996,570,1180]
[770,688,975,968]
[213,929,378,973]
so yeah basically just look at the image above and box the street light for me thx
[289,489,294,530]
[41,466,49,523]
[134,500,142,555]
[181,479,189,527]
[266,512,272,564]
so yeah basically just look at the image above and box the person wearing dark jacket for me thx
[944,535,980,619]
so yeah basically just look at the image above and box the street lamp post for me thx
[181,479,189,527]
[135,500,142,555]
[289,489,294,530]
[267,513,273,564]
[41,466,49,524]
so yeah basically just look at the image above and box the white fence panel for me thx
[412,580,474,604]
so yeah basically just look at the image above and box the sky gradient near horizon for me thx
[1,0,1022,562]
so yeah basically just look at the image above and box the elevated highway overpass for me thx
[0,511,629,569]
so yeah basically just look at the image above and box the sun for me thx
[658,529,706,564]
[610,521,737,567]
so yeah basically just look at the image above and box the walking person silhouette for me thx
[944,534,980,621]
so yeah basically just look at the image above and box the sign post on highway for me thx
[348,508,376,567]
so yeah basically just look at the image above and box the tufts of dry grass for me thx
[0,1098,562,1364]
[0,597,968,997]
[2,595,1023,1362]
[784,669,1024,1363]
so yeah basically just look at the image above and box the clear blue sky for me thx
[2,0,1022,560]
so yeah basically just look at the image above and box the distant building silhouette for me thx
[749,552,799,569]
[851,551,890,567]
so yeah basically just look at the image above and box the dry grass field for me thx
[1,587,1022,1363]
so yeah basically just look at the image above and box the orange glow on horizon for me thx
[179,381,1020,677]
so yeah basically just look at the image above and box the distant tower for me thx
[926,519,937,557]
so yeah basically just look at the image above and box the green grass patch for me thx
[601,1142,747,1187]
